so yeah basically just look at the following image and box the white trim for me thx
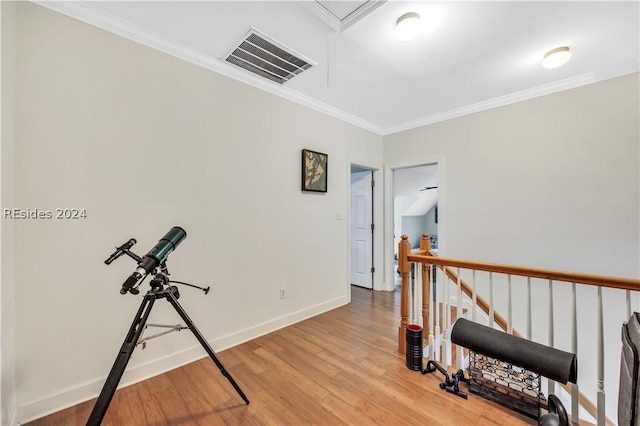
[385,157,445,293]
[31,1,639,138]
[15,294,347,424]
[383,69,630,135]
[346,159,384,292]
[32,1,384,135]
[382,66,640,135]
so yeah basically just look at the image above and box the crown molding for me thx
[383,64,640,135]
[32,1,385,135]
[28,2,640,138]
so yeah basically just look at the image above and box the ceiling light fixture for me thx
[395,12,421,42]
[542,46,572,69]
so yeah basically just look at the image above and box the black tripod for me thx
[87,271,249,425]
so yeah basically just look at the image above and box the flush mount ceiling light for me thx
[542,46,572,69]
[395,12,421,41]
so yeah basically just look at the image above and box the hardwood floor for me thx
[27,286,534,425]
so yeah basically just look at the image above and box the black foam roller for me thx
[451,318,577,384]
[406,324,423,371]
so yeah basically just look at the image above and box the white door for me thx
[351,170,373,288]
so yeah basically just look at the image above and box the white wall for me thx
[1,1,17,425]
[10,3,382,422]
[386,73,639,276]
[384,72,640,418]
[7,1,639,422]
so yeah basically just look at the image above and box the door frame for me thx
[347,159,383,293]
[350,169,374,289]
[384,156,445,292]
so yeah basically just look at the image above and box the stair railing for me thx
[397,233,640,426]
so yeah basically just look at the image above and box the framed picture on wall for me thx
[301,149,328,193]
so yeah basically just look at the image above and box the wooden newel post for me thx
[398,235,410,355]
[420,233,431,344]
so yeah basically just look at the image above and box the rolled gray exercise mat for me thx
[451,318,577,384]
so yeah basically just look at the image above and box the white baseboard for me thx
[16,295,348,424]
[9,409,17,426]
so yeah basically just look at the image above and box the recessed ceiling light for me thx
[395,12,421,42]
[542,46,572,69]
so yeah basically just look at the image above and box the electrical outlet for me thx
[280,288,286,299]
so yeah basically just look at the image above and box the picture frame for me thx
[301,149,328,193]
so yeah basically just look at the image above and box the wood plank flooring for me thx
[27,286,534,425]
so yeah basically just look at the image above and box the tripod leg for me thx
[86,295,157,426]
[164,292,250,405]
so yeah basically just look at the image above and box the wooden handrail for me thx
[427,253,519,338]
[407,253,640,290]
[402,235,620,426]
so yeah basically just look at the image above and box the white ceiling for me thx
[39,1,640,135]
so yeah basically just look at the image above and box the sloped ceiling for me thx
[394,165,438,216]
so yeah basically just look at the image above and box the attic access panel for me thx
[301,0,387,32]
[223,28,315,85]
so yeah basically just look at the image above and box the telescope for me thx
[104,226,186,294]
[89,226,249,425]
[119,226,187,294]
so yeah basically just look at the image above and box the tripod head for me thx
[147,270,181,299]
[146,264,210,296]
[104,227,210,296]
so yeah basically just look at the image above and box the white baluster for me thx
[489,272,494,328]
[507,274,512,334]
[472,270,477,322]
[428,265,435,360]
[527,277,532,340]
[597,286,605,426]
[414,262,420,326]
[444,272,452,367]
[456,268,463,370]
[571,282,579,424]
[410,262,416,324]
[527,277,531,340]
[434,266,441,362]
[627,289,632,320]
[548,279,555,397]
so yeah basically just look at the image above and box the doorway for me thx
[349,162,383,291]
[386,162,441,291]
[350,168,374,288]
